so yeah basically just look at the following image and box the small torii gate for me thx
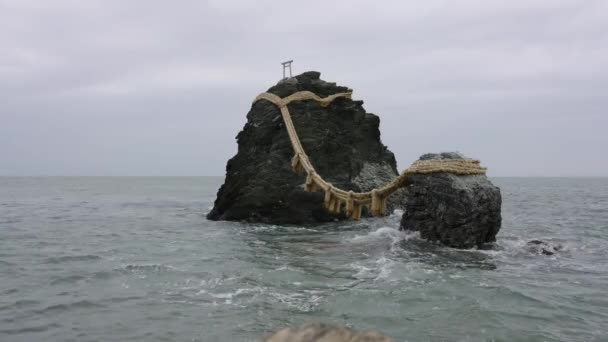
[281,60,293,79]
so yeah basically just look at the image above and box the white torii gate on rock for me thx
[281,60,293,79]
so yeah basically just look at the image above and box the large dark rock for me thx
[400,153,502,248]
[207,72,406,224]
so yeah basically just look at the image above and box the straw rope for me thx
[254,90,487,220]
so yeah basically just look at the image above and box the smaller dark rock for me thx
[400,153,502,249]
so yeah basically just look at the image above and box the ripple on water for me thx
[0,218,22,224]
[104,296,145,304]
[49,274,87,286]
[0,260,16,267]
[43,255,102,264]
[35,300,105,315]
[1,288,19,295]
[0,299,41,312]
[0,323,62,335]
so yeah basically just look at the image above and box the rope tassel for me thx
[332,198,342,214]
[304,172,316,192]
[345,191,354,215]
[378,197,387,216]
[351,203,362,220]
[323,186,333,209]
[291,154,303,174]
[370,189,382,216]
[327,196,337,213]
[327,196,334,211]
[305,181,317,193]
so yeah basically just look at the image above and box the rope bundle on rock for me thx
[253,90,487,220]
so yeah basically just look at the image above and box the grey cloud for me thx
[1,0,606,176]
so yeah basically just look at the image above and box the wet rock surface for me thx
[400,153,502,248]
[261,322,394,342]
[527,240,563,255]
[207,72,406,224]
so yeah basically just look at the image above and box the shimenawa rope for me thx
[254,91,486,220]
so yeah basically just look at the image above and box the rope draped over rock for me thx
[253,90,487,220]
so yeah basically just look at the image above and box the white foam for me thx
[374,256,395,281]
[269,291,323,312]
[350,226,419,247]
[392,209,404,217]
[285,227,321,232]
[208,292,234,299]
[205,287,265,303]
[351,263,374,278]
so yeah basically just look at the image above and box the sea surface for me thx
[0,177,607,342]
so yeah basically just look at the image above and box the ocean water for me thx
[0,177,607,342]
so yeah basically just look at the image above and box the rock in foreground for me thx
[207,72,406,224]
[400,153,502,248]
[262,322,393,342]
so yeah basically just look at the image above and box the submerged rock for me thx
[400,153,502,249]
[527,240,563,255]
[207,71,406,224]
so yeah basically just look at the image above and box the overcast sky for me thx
[1,0,606,177]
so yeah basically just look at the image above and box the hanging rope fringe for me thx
[351,202,362,220]
[345,191,354,215]
[304,171,317,192]
[323,185,333,209]
[254,90,487,220]
[291,153,303,174]
[370,189,388,217]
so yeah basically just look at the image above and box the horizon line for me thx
[1,175,607,178]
